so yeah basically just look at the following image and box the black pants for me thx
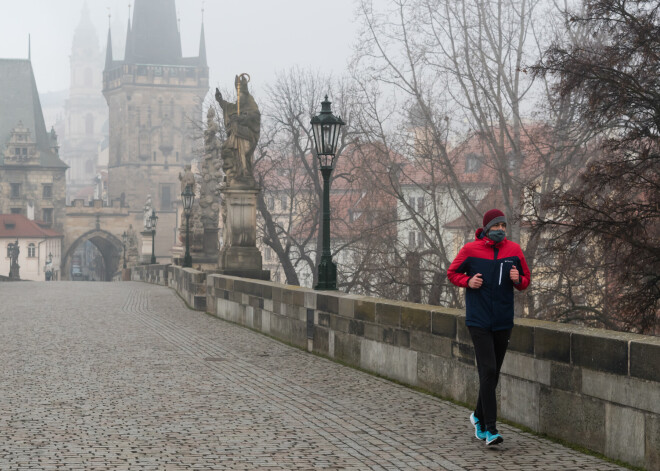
[468,326,511,432]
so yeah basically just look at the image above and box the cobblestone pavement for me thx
[0,282,627,470]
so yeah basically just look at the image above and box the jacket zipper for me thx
[491,247,499,325]
[499,263,503,285]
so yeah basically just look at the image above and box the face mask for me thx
[488,230,506,243]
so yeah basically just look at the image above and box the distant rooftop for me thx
[0,59,67,168]
[0,214,62,239]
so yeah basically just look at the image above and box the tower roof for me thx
[126,0,182,65]
[105,27,114,69]
[73,1,97,46]
[0,59,67,168]
[199,22,207,67]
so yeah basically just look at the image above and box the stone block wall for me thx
[130,266,658,470]
[130,264,169,286]
[167,265,206,311]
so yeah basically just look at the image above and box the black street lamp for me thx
[121,231,128,269]
[310,95,345,290]
[146,209,158,264]
[181,184,195,268]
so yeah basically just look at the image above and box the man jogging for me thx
[446,209,530,446]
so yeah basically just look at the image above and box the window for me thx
[465,153,481,173]
[267,197,275,211]
[42,208,53,224]
[417,197,425,213]
[153,151,157,161]
[417,232,424,248]
[10,208,22,215]
[507,152,517,170]
[84,68,92,87]
[10,183,21,198]
[161,185,172,210]
[27,243,36,258]
[42,184,53,199]
[281,196,288,210]
[408,231,416,249]
[265,247,272,261]
[85,114,94,136]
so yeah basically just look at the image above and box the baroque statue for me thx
[199,108,222,230]
[178,164,195,193]
[142,195,153,230]
[214,74,260,188]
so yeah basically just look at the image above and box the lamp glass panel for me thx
[322,124,333,154]
[312,122,322,156]
[330,123,341,153]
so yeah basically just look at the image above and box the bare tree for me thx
[529,0,660,333]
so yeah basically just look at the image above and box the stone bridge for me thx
[3,279,650,470]
[128,265,655,470]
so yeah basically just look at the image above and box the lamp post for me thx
[121,231,128,269]
[310,95,345,290]
[147,210,158,264]
[181,184,195,268]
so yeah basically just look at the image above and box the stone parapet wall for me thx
[132,266,659,470]
[205,273,659,470]
[130,265,169,286]
[167,265,206,311]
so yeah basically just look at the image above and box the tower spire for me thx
[124,3,133,62]
[28,34,31,61]
[105,26,113,69]
[198,21,207,67]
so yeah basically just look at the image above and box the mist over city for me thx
[0,0,658,469]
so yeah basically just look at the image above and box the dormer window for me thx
[465,153,482,173]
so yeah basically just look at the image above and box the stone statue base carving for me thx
[218,188,270,280]
[203,228,219,257]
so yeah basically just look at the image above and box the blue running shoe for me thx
[470,413,486,440]
[485,429,503,446]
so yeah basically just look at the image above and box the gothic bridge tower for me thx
[103,0,208,258]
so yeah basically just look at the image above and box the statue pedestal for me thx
[218,188,270,280]
[140,230,153,264]
[203,228,219,257]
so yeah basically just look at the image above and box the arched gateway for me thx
[61,199,134,280]
[61,229,122,281]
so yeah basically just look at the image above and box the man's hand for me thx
[468,273,483,289]
[510,266,520,283]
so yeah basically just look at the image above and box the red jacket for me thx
[447,229,531,331]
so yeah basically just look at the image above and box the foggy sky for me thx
[0,0,361,98]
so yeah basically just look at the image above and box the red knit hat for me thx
[482,209,506,233]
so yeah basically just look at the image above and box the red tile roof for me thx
[0,214,62,238]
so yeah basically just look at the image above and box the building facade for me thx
[0,214,63,281]
[103,0,208,258]
[0,59,68,232]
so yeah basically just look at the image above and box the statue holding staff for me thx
[214,74,260,188]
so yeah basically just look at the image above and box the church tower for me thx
[103,0,208,257]
[62,1,107,201]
